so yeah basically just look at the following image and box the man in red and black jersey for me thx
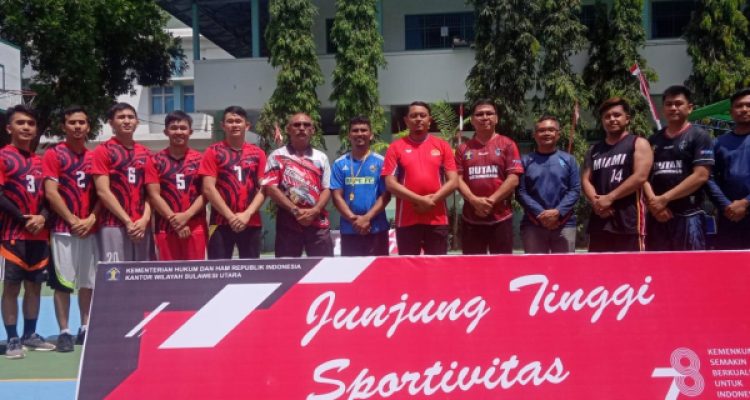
[199,106,266,259]
[146,111,207,260]
[92,103,153,262]
[43,106,100,351]
[582,97,653,252]
[1,105,56,359]
[455,100,524,254]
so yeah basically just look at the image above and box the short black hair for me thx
[348,115,371,131]
[471,99,497,114]
[107,102,137,120]
[598,97,631,117]
[61,105,89,123]
[663,85,692,103]
[730,88,750,106]
[408,101,431,115]
[5,104,38,124]
[165,110,193,127]
[222,105,248,121]
[536,114,560,126]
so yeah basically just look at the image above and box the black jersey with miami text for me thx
[585,134,646,235]
[649,124,714,215]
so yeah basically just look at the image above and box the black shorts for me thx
[275,224,333,258]
[396,225,449,255]
[208,225,262,259]
[341,231,389,256]
[588,231,644,253]
[1,240,50,283]
[461,219,514,255]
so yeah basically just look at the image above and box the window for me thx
[183,85,195,113]
[651,1,696,39]
[579,4,597,36]
[151,87,174,114]
[405,12,475,50]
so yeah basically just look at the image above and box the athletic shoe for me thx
[57,333,74,353]
[76,328,86,345]
[22,333,56,351]
[5,337,25,359]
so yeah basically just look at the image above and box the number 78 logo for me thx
[652,348,704,399]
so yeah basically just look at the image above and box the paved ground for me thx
[0,296,81,400]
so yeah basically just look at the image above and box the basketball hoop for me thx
[0,89,37,107]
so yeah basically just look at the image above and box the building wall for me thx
[0,39,22,111]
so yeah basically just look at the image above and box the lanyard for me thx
[348,151,370,202]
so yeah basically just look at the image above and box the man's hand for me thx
[724,199,749,222]
[647,195,669,214]
[537,209,561,230]
[413,195,436,214]
[296,208,320,227]
[592,195,614,218]
[351,215,372,235]
[651,208,673,223]
[76,214,97,237]
[128,217,149,242]
[470,196,493,218]
[24,215,46,235]
[177,226,192,239]
[169,212,191,231]
[228,213,247,233]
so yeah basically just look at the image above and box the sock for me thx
[60,328,71,335]
[4,324,18,339]
[23,318,37,337]
[80,325,88,332]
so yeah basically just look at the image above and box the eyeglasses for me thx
[291,121,313,129]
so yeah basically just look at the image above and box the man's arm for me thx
[594,137,653,210]
[94,175,133,227]
[202,176,240,224]
[44,179,86,235]
[487,173,519,205]
[296,188,331,227]
[457,176,493,218]
[647,165,710,213]
[332,189,356,222]
[431,170,459,203]
[146,183,175,221]
[236,189,265,228]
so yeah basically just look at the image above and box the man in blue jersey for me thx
[707,88,750,249]
[644,85,713,251]
[517,115,580,253]
[331,116,391,256]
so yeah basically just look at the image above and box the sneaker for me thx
[76,328,86,346]
[22,333,56,351]
[5,337,25,359]
[57,333,74,353]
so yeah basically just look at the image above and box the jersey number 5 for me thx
[176,173,186,190]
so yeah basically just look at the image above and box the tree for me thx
[466,0,540,139]
[0,0,184,137]
[533,0,589,158]
[256,0,324,152]
[582,0,658,136]
[329,0,386,152]
[685,0,750,105]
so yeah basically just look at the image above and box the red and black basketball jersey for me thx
[0,145,48,240]
[585,134,646,236]
[198,141,266,227]
[145,148,206,233]
[91,138,152,227]
[42,143,97,233]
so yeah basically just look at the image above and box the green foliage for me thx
[582,0,658,137]
[466,0,540,139]
[685,0,750,105]
[430,100,459,146]
[0,0,184,137]
[257,0,324,152]
[329,0,386,153]
[533,0,589,158]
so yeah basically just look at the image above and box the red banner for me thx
[79,251,750,399]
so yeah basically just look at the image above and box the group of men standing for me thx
[1,84,749,359]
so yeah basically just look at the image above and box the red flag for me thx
[630,63,662,130]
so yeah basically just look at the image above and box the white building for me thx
[0,38,22,112]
